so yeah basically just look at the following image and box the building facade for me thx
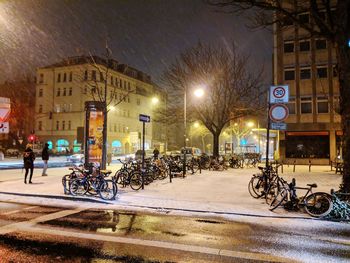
[274,1,340,164]
[35,56,167,155]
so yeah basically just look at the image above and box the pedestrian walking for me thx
[153,148,159,159]
[42,143,49,176]
[23,144,35,184]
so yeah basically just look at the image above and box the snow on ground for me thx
[0,164,342,218]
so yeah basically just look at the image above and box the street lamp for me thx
[183,85,205,177]
[152,97,159,104]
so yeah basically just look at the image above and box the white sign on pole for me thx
[271,122,287,130]
[270,85,289,104]
[269,104,289,122]
[0,122,9,134]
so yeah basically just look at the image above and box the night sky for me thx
[0,0,272,84]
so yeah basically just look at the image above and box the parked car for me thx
[180,147,202,159]
[67,153,84,163]
[5,148,20,158]
[134,149,157,160]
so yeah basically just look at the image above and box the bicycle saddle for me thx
[100,169,112,174]
[307,183,317,188]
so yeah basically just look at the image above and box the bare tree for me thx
[207,0,350,191]
[163,42,264,156]
[73,48,134,168]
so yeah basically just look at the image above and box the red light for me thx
[28,135,35,142]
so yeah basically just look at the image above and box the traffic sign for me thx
[0,122,9,134]
[271,122,287,130]
[139,114,150,122]
[270,85,289,103]
[269,104,289,122]
[0,97,10,122]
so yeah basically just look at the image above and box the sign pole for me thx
[265,90,271,192]
[142,121,145,189]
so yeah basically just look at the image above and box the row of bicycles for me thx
[62,155,203,200]
[248,165,350,219]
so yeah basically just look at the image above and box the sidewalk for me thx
[0,164,342,219]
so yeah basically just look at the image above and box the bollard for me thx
[293,160,296,172]
[199,160,202,174]
[169,168,172,183]
[309,159,311,172]
[281,163,284,173]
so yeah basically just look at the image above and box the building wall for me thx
[35,57,167,154]
[274,1,341,164]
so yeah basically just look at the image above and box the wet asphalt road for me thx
[0,201,349,263]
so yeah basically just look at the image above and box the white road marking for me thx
[5,223,293,262]
[0,207,86,235]
[1,205,38,215]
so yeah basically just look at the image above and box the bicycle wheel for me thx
[99,179,117,200]
[114,171,128,187]
[269,187,288,211]
[248,175,264,198]
[304,192,333,218]
[69,179,88,196]
[130,172,143,190]
[265,182,278,205]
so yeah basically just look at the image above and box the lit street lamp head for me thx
[194,88,204,98]
[152,97,159,104]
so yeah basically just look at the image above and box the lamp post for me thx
[183,86,205,177]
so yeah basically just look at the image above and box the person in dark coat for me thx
[153,148,160,159]
[23,144,35,184]
[42,143,49,176]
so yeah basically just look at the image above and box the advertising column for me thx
[85,101,105,167]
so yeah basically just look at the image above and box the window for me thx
[316,67,327,78]
[299,40,310,51]
[286,133,329,158]
[57,73,61,82]
[38,121,42,131]
[100,72,104,82]
[316,39,327,50]
[84,70,88,81]
[38,88,43,97]
[317,96,329,113]
[55,104,60,113]
[69,72,72,82]
[284,69,295,80]
[284,41,294,53]
[69,87,72,96]
[63,88,67,96]
[282,16,293,26]
[39,73,44,84]
[137,98,141,105]
[56,121,59,130]
[69,104,72,112]
[68,121,71,130]
[300,96,312,114]
[39,104,43,113]
[300,68,311,79]
[62,121,65,130]
[92,70,96,80]
[57,88,61,97]
[287,97,296,114]
[299,13,309,24]
[63,73,67,82]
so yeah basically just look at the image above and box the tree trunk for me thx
[335,0,350,192]
[213,132,220,157]
[201,136,206,153]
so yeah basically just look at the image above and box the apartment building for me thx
[274,1,340,164]
[35,56,167,154]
